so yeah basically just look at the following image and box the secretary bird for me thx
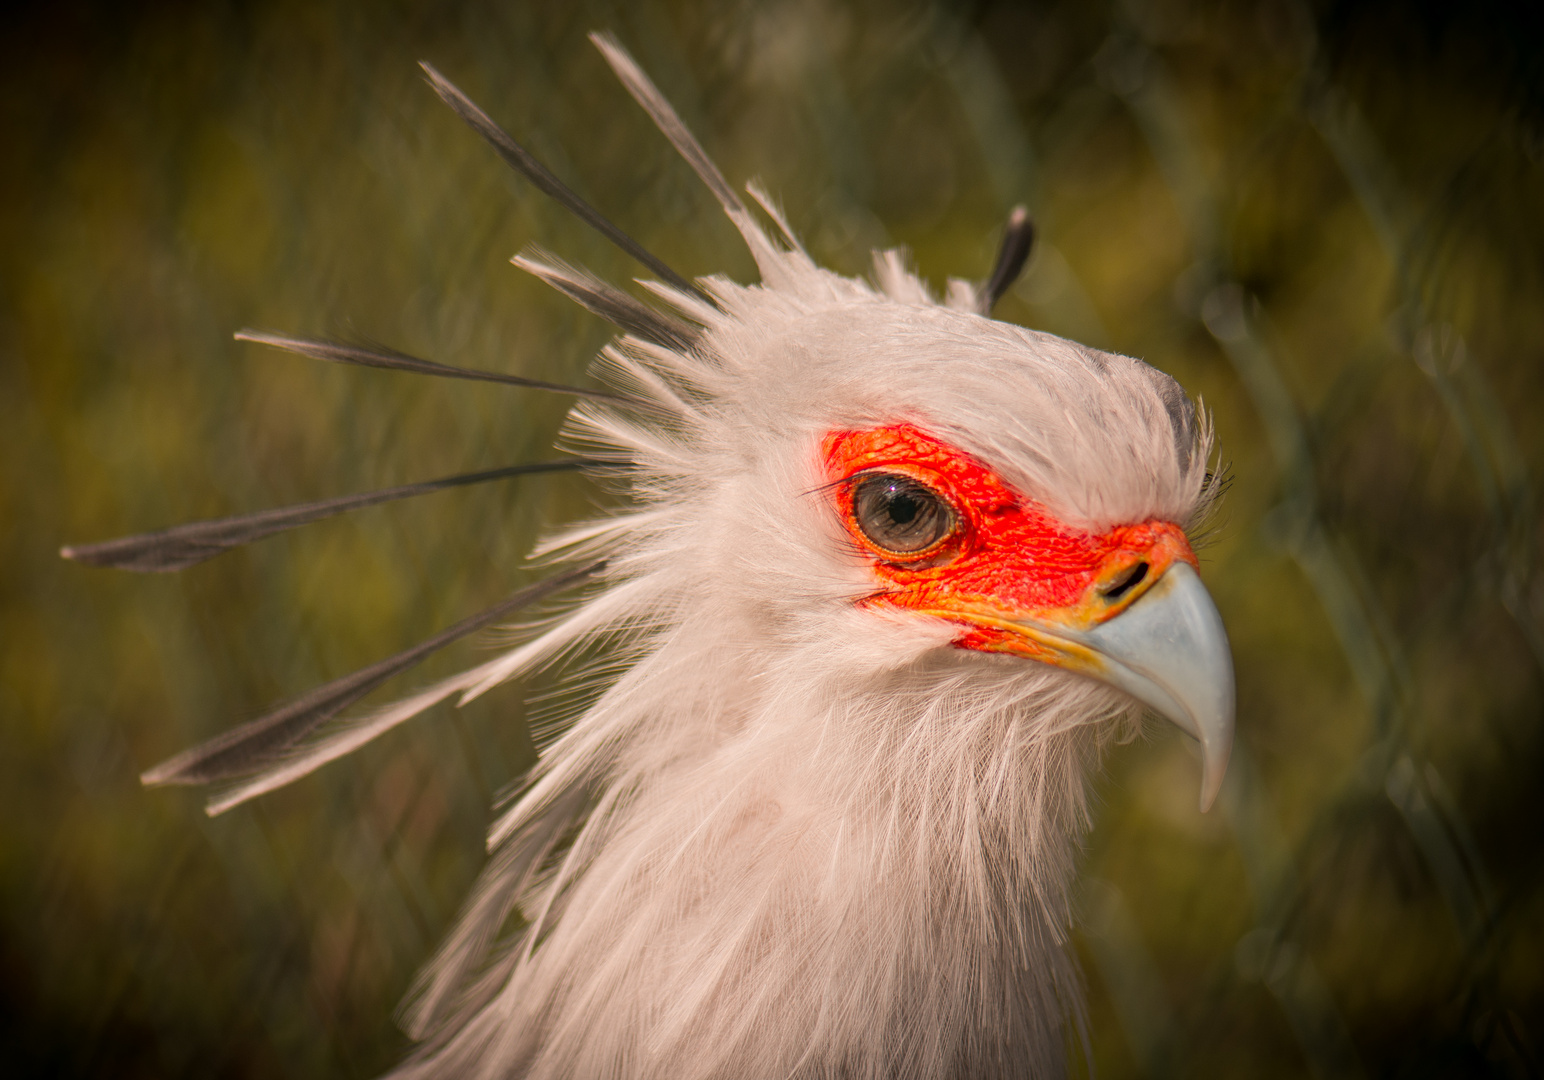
[63,34,1234,1079]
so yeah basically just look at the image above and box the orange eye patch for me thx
[822,424,1197,637]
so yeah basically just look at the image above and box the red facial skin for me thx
[822,424,1198,664]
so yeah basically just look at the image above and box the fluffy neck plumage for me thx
[404,610,1129,1080]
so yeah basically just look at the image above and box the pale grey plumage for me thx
[97,33,1230,1080]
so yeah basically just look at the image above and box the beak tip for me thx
[1195,729,1234,813]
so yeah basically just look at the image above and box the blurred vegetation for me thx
[3,0,1541,1076]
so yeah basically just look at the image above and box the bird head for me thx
[71,35,1242,1075]
[572,266,1233,810]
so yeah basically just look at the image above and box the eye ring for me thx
[847,472,959,561]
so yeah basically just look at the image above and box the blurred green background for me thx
[4,0,1542,1075]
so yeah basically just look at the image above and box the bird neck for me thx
[487,626,1108,1078]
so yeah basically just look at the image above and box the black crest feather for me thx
[140,561,604,787]
[419,62,715,308]
[61,461,596,573]
[981,206,1036,314]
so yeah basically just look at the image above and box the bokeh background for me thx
[4,0,1542,1075]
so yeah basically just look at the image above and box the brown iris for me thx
[850,473,957,558]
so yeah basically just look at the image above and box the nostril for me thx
[1101,561,1149,601]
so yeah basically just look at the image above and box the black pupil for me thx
[852,474,953,555]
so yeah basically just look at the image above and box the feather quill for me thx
[233,329,647,407]
[981,205,1036,314]
[513,251,701,353]
[588,33,746,219]
[141,561,604,789]
[417,61,714,307]
[587,33,794,283]
[61,460,595,572]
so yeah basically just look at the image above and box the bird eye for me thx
[850,473,957,557]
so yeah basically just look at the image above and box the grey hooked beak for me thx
[1068,563,1236,811]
